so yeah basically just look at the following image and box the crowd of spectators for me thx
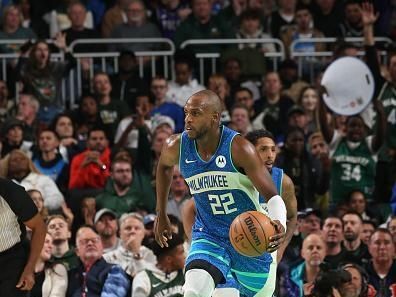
[0,0,395,296]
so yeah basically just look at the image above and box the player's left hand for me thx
[267,220,286,253]
[16,267,35,291]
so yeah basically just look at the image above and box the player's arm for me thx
[268,174,297,261]
[371,99,386,152]
[232,136,287,229]
[181,198,196,241]
[155,134,181,247]
[17,213,46,290]
[318,90,334,144]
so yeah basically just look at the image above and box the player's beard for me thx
[189,125,210,140]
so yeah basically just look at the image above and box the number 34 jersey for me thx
[330,136,376,203]
[179,126,261,239]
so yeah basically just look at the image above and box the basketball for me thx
[229,211,276,257]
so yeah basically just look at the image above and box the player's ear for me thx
[212,112,220,124]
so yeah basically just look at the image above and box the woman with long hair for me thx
[30,233,67,297]
[27,189,49,222]
[297,86,320,134]
[49,113,84,162]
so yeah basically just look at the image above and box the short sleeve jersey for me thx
[0,178,38,252]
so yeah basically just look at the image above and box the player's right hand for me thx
[154,213,173,248]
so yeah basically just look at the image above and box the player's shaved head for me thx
[189,90,222,114]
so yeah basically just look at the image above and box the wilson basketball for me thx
[229,211,275,257]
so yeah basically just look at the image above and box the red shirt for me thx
[68,147,111,189]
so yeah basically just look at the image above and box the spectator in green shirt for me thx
[174,0,232,52]
[46,215,79,271]
[96,154,155,217]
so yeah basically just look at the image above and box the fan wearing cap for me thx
[318,88,386,206]
[0,118,32,158]
[94,208,121,254]
[132,233,185,297]
[274,207,322,279]
[287,105,309,136]
[142,214,157,247]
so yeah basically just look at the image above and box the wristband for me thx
[267,195,287,231]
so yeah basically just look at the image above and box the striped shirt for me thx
[0,178,37,252]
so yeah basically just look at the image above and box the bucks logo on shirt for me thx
[146,270,183,297]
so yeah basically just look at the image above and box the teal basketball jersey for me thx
[179,125,261,238]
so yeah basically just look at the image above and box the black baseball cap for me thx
[287,105,306,118]
[298,208,322,219]
[1,119,24,136]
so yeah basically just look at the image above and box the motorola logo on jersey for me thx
[215,155,226,168]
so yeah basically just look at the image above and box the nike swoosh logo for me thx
[152,283,161,288]
[185,159,197,164]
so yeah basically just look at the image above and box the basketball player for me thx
[182,129,298,296]
[245,129,297,261]
[155,90,287,297]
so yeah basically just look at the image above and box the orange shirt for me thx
[68,147,111,189]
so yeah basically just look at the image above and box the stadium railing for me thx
[69,38,175,106]
[0,39,67,104]
[180,38,286,84]
[0,38,175,107]
[0,37,393,108]
[290,37,393,81]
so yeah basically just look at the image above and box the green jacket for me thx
[174,14,232,52]
[51,248,79,271]
[96,171,155,217]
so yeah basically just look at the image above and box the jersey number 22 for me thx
[208,193,237,215]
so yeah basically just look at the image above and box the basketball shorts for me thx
[185,231,275,297]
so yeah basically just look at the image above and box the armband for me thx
[267,195,287,231]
